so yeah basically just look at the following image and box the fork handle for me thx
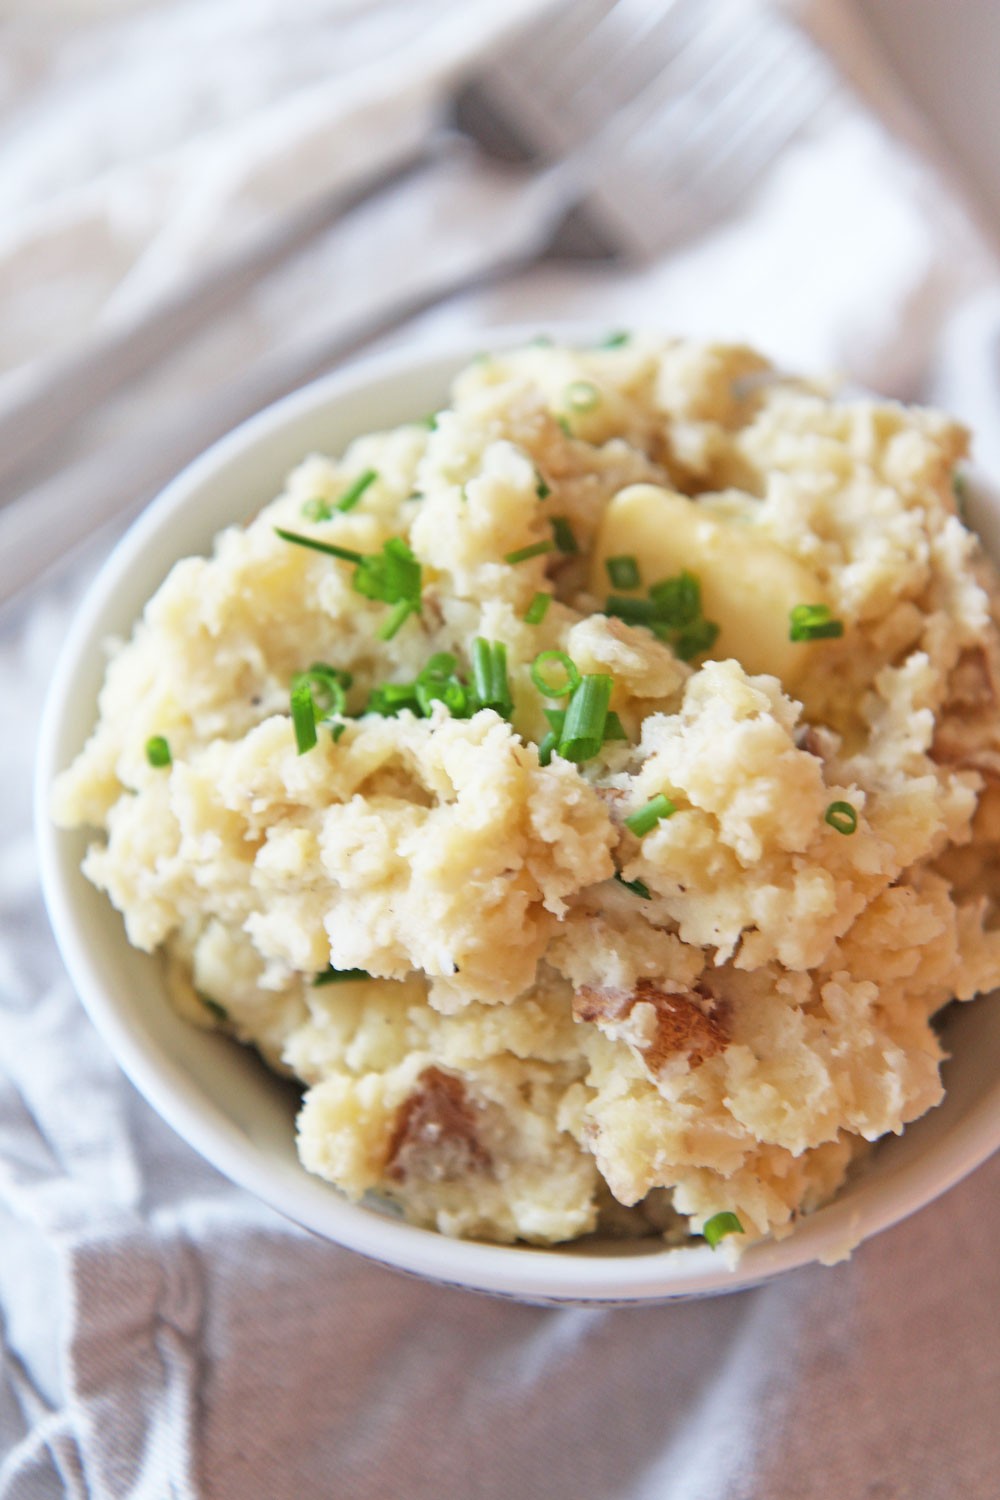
[0,142,441,503]
[0,169,566,607]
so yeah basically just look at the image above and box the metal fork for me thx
[0,0,835,604]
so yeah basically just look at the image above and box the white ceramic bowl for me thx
[36,331,1000,1305]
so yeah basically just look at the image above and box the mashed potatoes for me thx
[53,336,1000,1252]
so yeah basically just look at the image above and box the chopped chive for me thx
[290,680,318,754]
[649,571,700,627]
[145,735,171,768]
[600,330,630,348]
[472,638,512,716]
[565,380,601,413]
[789,604,844,642]
[606,594,658,624]
[505,539,555,565]
[377,599,415,640]
[335,469,378,513]
[353,537,422,608]
[537,730,558,767]
[558,673,612,762]
[313,966,372,985]
[625,794,676,836]
[197,993,229,1022]
[555,415,572,437]
[536,472,552,500]
[671,618,720,661]
[605,555,641,590]
[952,469,969,520]
[702,1211,744,1248]
[274,527,363,564]
[331,723,347,743]
[551,517,578,554]
[614,871,651,899]
[524,592,551,625]
[301,496,332,521]
[531,649,581,699]
[418,412,439,430]
[603,711,628,743]
[825,800,858,835]
[292,665,348,720]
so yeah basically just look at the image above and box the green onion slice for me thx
[551,517,579,554]
[565,380,601,412]
[671,618,720,662]
[472,638,513,716]
[702,1211,744,1248]
[602,711,628,743]
[524,592,551,625]
[377,599,415,641]
[290,679,318,754]
[606,595,658,624]
[649,570,700,627]
[559,673,612,762]
[614,871,651,899]
[789,603,844,642]
[292,665,348,719]
[605,555,640,590]
[274,527,363,563]
[145,735,172,768]
[505,540,555,565]
[535,472,552,500]
[625,794,676,837]
[537,730,558,767]
[313,966,372,985]
[825,800,858,835]
[301,496,332,521]
[335,469,378,513]
[600,330,630,348]
[531,649,581,699]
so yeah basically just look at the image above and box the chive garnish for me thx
[600,331,630,348]
[471,638,513,716]
[555,415,572,437]
[565,380,600,412]
[313,966,372,985]
[274,528,363,564]
[536,472,552,500]
[614,871,651,899]
[301,496,332,521]
[145,735,171,768]
[551,517,578,554]
[603,711,628,742]
[290,679,318,754]
[334,468,378,513]
[702,1211,744,1248]
[558,673,612,761]
[672,618,720,662]
[524,592,551,625]
[505,540,555,565]
[537,730,558,767]
[531,649,581,699]
[825,800,858,835]
[377,599,415,640]
[789,604,844,642]
[331,723,347,743]
[649,571,700,627]
[606,595,658,624]
[606,567,718,661]
[953,469,969,519]
[625,794,676,836]
[605,555,640,590]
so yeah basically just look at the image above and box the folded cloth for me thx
[3,1,1000,1496]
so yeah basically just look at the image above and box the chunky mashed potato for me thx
[53,337,1000,1252]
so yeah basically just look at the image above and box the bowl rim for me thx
[35,325,1000,1303]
